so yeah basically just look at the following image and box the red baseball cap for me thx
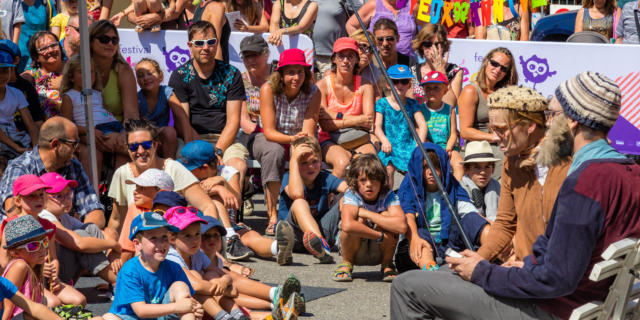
[333,37,358,54]
[276,48,311,71]
[12,174,50,197]
[421,70,449,86]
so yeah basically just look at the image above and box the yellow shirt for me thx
[50,13,70,40]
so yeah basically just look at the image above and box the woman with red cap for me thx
[255,48,320,235]
[317,37,376,179]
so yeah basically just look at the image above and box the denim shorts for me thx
[110,290,178,320]
[96,121,124,135]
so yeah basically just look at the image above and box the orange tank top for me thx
[318,74,363,143]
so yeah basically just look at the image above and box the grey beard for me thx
[536,114,574,167]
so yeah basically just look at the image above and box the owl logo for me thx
[519,55,557,90]
[162,46,190,73]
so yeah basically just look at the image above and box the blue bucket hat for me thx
[0,40,19,59]
[178,140,216,171]
[200,215,227,236]
[387,64,413,79]
[129,211,180,240]
[3,215,53,249]
[153,191,188,208]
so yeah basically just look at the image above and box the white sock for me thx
[226,227,237,237]
[270,240,278,256]
[269,287,276,302]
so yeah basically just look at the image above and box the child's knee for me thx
[169,281,192,301]
[291,199,311,215]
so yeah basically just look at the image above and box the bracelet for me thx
[376,231,385,243]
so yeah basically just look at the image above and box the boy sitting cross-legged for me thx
[101,211,204,320]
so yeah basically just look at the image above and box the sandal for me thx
[381,262,398,282]
[265,221,276,236]
[150,24,161,32]
[332,262,353,282]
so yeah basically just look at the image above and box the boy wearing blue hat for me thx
[0,42,38,158]
[105,211,204,320]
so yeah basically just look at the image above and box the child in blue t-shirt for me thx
[276,136,348,266]
[419,70,464,180]
[104,211,203,320]
[334,154,408,282]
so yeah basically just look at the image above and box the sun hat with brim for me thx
[40,172,78,194]
[3,215,54,249]
[125,168,174,191]
[178,140,216,171]
[460,141,501,164]
[276,48,311,71]
[200,215,227,236]
[0,50,15,68]
[333,37,358,54]
[13,174,50,197]
[421,70,449,86]
[387,64,413,79]
[129,211,180,240]
[153,191,188,208]
[164,206,208,231]
[240,34,268,54]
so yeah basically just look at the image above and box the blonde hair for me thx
[349,29,375,44]
[227,0,263,26]
[60,54,103,94]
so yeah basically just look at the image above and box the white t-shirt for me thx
[0,86,28,126]
[38,209,84,230]
[108,159,199,207]
[166,247,212,274]
[65,89,118,127]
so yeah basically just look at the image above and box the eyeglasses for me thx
[68,25,80,33]
[376,36,396,43]
[544,109,563,119]
[164,206,199,221]
[357,43,372,54]
[190,38,218,48]
[489,59,510,73]
[421,41,445,48]
[52,137,79,149]
[49,190,74,203]
[96,35,119,45]
[489,120,521,136]
[127,140,153,152]
[16,238,49,252]
[37,42,60,54]
[392,79,411,85]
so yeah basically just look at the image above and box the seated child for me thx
[374,64,428,187]
[458,141,500,221]
[0,270,60,319]
[113,168,174,263]
[163,206,248,320]
[103,211,203,320]
[276,136,348,265]
[198,215,304,320]
[50,0,78,40]
[38,172,119,286]
[1,175,85,308]
[178,140,280,263]
[334,154,407,283]
[395,143,491,273]
[419,71,463,181]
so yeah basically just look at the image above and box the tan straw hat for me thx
[460,141,501,164]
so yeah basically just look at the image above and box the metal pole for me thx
[78,0,99,191]
[349,6,474,250]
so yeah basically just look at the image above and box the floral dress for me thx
[31,69,62,118]
[376,97,420,172]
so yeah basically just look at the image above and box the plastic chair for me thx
[566,31,610,43]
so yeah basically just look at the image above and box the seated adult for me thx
[614,0,640,44]
[60,15,84,58]
[168,20,248,208]
[267,0,318,46]
[390,72,640,320]
[317,37,376,179]
[238,35,271,144]
[0,117,105,227]
[21,31,65,119]
[575,0,618,39]
[477,86,571,263]
[227,0,270,33]
[107,119,253,260]
[475,0,530,41]
[349,29,383,100]
[459,141,500,222]
[256,48,321,235]
[371,18,414,71]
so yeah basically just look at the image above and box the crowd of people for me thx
[0,0,637,319]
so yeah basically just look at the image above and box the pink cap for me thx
[276,48,311,71]
[12,174,50,197]
[39,172,78,194]
[163,206,207,231]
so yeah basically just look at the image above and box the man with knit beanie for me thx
[390,71,640,320]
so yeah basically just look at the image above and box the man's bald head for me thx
[38,117,78,149]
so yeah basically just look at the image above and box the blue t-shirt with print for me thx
[0,277,17,315]
[166,247,212,274]
[109,257,194,318]
[342,189,400,213]
[277,170,343,222]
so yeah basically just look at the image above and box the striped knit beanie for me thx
[555,71,621,131]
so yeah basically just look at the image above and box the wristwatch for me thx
[376,231,385,243]
[336,112,344,120]
[215,148,224,157]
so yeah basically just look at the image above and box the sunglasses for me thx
[97,35,119,45]
[127,140,153,152]
[190,38,218,48]
[164,206,199,221]
[49,190,74,202]
[376,36,396,43]
[16,238,49,252]
[489,59,510,73]
[357,43,372,54]
[421,41,445,48]
[392,79,411,85]
[37,42,60,54]
[51,137,79,149]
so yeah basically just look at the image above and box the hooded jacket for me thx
[397,142,471,240]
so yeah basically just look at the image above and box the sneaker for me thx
[243,198,254,216]
[273,274,301,306]
[271,291,301,320]
[276,221,295,266]
[226,235,254,261]
[303,231,334,264]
